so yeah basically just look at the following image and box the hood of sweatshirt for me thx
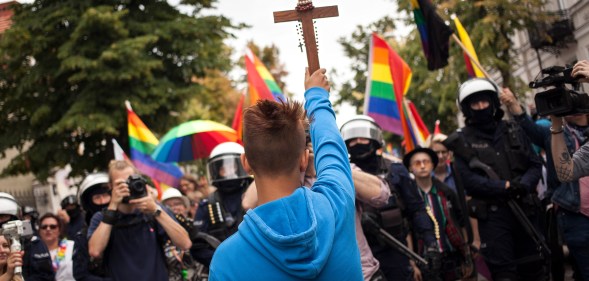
[238,186,334,279]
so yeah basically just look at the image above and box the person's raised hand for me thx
[304,68,330,92]
[572,60,589,83]
[499,87,523,115]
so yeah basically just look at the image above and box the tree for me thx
[0,0,239,180]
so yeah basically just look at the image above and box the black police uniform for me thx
[194,189,245,242]
[23,237,54,281]
[450,120,545,281]
[360,157,436,281]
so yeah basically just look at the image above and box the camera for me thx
[1,220,34,275]
[529,65,589,117]
[123,174,148,203]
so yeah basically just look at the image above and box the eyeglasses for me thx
[40,224,58,230]
[411,159,432,167]
[433,150,448,156]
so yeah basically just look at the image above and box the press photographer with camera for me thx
[0,230,23,281]
[87,160,191,281]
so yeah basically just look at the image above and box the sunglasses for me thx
[40,224,58,230]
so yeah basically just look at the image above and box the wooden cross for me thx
[274,0,339,74]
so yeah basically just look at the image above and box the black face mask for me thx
[215,178,252,194]
[348,143,375,160]
[351,153,381,175]
[67,207,81,219]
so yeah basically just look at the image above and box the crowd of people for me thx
[1,62,589,281]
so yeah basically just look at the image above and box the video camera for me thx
[123,174,148,203]
[1,220,34,275]
[529,65,589,117]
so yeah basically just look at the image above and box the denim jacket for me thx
[514,114,580,212]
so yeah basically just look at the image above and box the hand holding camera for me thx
[572,60,589,83]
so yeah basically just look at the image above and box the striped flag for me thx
[364,33,412,137]
[452,15,484,78]
[126,101,183,197]
[245,48,285,105]
[410,0,453,70]
[232,91,246,143]
[403,100,430,151]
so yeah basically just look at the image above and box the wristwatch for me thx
[153,205,162,217]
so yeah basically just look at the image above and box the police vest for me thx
[362,157,407,242]
[460,121,530,182]
[204,191,244,241]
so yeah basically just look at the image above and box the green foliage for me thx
[0,0,238,180]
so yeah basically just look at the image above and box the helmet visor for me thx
[208,154,248,182]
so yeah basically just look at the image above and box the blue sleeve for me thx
[514,113,550,149]
[454,156,508,197]
[305,87,355,216]
[87,212,103,239]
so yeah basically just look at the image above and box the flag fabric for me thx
[364,33,413,136]
[112,138,131,162]
[126,102,183,196]
[403,99,430,151]
[452,15,484,78]
[245,48,285,105]
[410,0,453,70]
[231,91,246,144]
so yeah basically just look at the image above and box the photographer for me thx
[502,85,589,281]
[87,160,191,281]
[1,231,23,281]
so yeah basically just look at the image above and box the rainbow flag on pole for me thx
[410,0,453,70]
[231,91,246,143]
[126,101,183,195]
[403,100,430,151]
[245,48,285,105]
[364,33,412,136]
[452,15,484,78]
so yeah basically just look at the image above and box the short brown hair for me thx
[107,160,137,184]
[243,100,306,177]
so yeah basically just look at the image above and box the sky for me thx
[199,0,410,121]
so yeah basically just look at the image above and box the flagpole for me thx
[450,33,493,80]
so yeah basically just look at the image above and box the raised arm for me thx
[304,68,355,203]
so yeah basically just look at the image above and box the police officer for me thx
[0,192,19,227]
[59,194,86,239]
[23,206,40,235]
[73,172,112,281]
[194,142,253,242]
[340,115,437,281]
[446,78,544,281]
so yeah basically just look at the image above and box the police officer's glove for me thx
[508,181,528,199]
[424,243,442,274]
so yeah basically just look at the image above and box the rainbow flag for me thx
[410,0,453,70]
[453,15,484,78]
[403,99,430,151]
[245,48,285,105]
[126,101,183,196]
[364,33,412,137]
[232,91,246,143]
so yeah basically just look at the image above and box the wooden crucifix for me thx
[274,0,338,74]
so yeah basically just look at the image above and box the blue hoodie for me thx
[209,87,362,280]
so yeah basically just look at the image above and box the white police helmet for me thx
[339,115,384,148]
[457,78,500,114]
[77,172,109,204]
[0,192,19,217]
[207,142,251,187]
